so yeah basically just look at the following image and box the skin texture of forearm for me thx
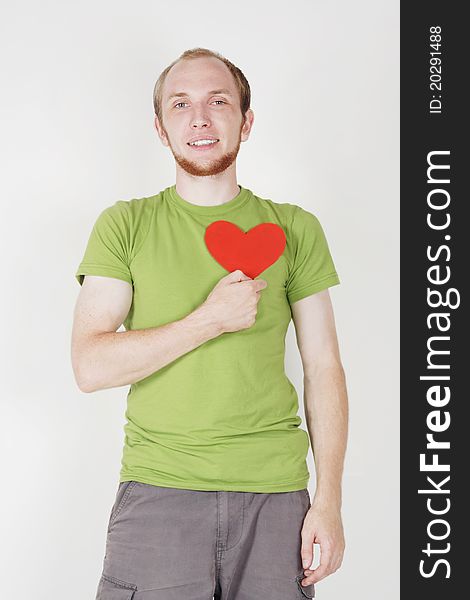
[78,305,222,393]
[303,364,349,509]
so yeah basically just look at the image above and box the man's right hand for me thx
[201,269,268,334]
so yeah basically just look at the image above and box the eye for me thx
[212,100,226,105]
[174,102,188,109]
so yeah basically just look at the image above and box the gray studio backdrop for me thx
[1,1,399,598]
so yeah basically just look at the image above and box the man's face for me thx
[155,57,254,177]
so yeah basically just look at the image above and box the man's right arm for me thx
[71,275,223,393]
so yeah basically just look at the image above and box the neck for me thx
[174,164,240,207]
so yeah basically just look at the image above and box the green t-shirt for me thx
[75,184,340,492]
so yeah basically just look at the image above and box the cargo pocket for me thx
[96,573,137,599]
[295,573,315,598]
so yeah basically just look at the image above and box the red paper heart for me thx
[205,220,286,279]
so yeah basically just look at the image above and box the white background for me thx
[1,1,399,598]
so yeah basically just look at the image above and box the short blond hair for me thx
[153,48,251,125]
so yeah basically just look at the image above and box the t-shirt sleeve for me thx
[285,206,340,305]
[75,201,133,287]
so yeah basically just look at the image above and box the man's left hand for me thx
[299,500,345,586]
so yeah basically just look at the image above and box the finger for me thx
[303,544,333,584]
[229,269,251,282]
[304,548,342,574]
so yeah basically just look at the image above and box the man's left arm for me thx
[290,288,349,587]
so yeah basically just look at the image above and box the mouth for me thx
[187,138,220,151]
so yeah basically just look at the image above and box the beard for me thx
[163,122,244,177]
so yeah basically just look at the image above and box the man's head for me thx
[153,48,254,177]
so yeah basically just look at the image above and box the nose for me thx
[190,105,211,129]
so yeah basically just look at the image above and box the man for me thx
[72,47,348,600]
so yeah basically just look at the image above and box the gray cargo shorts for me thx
[95,480,315,599]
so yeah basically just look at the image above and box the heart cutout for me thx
[205,220,286,279]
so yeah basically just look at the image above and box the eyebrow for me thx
[167,89,233,103]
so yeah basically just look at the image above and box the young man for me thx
[72,48,348,600]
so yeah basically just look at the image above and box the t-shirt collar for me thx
[167,184,251,215]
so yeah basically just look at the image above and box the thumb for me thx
[226,269,252,282]
[255,278,268,290]
[301,535,313,569]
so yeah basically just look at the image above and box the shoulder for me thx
[94,191,163,235]
[90,192,163,259]
[249,189,299,222]
[102,192,160,221]
[249,189,321,233]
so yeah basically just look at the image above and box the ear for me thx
[240,108,255,143]
[154,115,169,147]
